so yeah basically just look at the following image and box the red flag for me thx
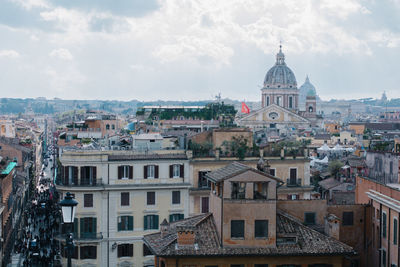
[241,102,250,114]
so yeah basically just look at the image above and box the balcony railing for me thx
[286,178,302,187]
[55,178,103,187]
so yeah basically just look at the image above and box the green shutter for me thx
[73,218,78,237]
[169,214,173,222]
[144,215,148,230]
[179,214,184,220]
[92,217,97,233]
[118,217,121,231]
[154,215,159,230]
[128,216,133,230]
[80,218,84,237]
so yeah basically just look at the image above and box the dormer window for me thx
[253,182,268,200]
[231,182,246,199]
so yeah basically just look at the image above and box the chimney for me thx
[176,225,196,246]
[160,219,170,238]
[280,148,285,160]
[324,214,340,240]
[265,160,271,174]
[257,157,265,172]
[186,150,193,159]
[259,148,264,158]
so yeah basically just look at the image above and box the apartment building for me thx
[144,162,355,267]
[57,149,191,267]
[189,154,313,215]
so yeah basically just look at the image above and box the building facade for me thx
[57,149,191,267]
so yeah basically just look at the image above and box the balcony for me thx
[286,178,302,187]
[55,232,103,242]
[55,178,103,187]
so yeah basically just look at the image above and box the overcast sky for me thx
[0,0,399,102]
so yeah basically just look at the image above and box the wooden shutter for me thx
[169,165,173,178]
[93,167,97,179]
[155,165,159,178]
[154,215,159,229]
[64,166,69,185]
[73,167,78,185]
[92,217,97,233]
[129,244,134,257]
[117,245,122,257]
[118,166,122,179]
[129,166,133,179]
[144,215,148,230]
[180,164,184,178]
[118,216,121,231]
[144,166,148,179]
[73,218,78,237]
[128,216,133,230]
[81,167,85,180]
[169,214,173,222]
[80,218,84,237]
[61,166,66,184]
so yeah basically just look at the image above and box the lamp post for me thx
[59,192,78,267]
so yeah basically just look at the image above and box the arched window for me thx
[112,124,115,130]
[309,106,313,113]
[106,124,110,130]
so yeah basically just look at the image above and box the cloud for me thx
[0,50,20,58]
[49,48,73,60]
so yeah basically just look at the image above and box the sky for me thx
[0,0,400,102]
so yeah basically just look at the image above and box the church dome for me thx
[263,46,297,89]
[299,76,316,97]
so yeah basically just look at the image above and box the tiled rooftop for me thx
[143,211,355,257]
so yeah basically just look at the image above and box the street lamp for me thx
[60,192,78,267]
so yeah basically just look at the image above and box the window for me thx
[289,96,293,108]
[383,212,387,238]
[117,244,133,257]
[63,166,78,185]
[147,192,155,205]
[255,265,268,267]
[121,192,130,206]
[80,246,97,259]
[143,244,153,256]
[255,220,268,238]
[231,182,246,199]
[394,218,398,245]
[304,212,316,225]
[84,194,93,208]
[106,124,110,130]
[276,96,282,106]
[231,220,244,238]
[169,213,184,222]
[231,265,245,267]
[144,215,159,230]
[118,216,133,231]
[144,165,158,179]
[80,217,96,238]
[198,171,211,188]
[253,182,268,200]
[112,124,115,130]
[80,166,97,185]
[266,96,270,106]
[118,165,133,179]
[172,191,180,204]
[342,212,354,226]
[289,168,297,185]
[201,197,209,213]
[269,169,275,176]
[170,164,184,178]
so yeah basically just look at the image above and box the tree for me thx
[328,160,343,179]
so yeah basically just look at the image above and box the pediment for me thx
[238,104,309,123]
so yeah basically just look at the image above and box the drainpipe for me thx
[388,209,391,265]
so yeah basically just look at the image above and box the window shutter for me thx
[144,216,148,230]
[73,218,78,237]
[129,244,134,257]
[154,215,159,229]
[169,165,173,178]
[129,166,133,179]
[92,217,97,233]
[155,165,159,178]
[73,167,78,185]
[128,216,133,230]
[118,217,121,231]
[180,164,184,178]
[81,167,85,180]
[80,218,84,237]
[63,166,68,185]
[169,214,173,222]
[93,167,97,179]
[117,245,122,257]
[118,166,122,179]
[144,166,148,179]
[179,214,184,220]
